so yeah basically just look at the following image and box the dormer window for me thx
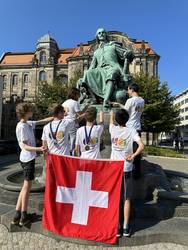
[40,51,46,62]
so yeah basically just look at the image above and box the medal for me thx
[84,125,94,151]
[50,120,62,146]
[85,145,90,151]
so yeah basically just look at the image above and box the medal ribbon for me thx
[50,120,62,142]
[84,125,94,145]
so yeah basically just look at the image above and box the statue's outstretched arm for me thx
[115,43,134,75]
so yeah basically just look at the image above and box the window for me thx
[185,107,188,112]
[56,74,68,85]
[12,74,18,86]
[185,98,188,104]
[3,75,7,90]
[185,116,188,120]
[181,108,184,113]
[181,100,185,105]
[175,102,180,107]
[39,71,46,81]
[180,116,184,121]
[39,51,46,62]
[23,74,29,84]
[23,89,28,98]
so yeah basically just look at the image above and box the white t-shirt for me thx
[16,121,37,163]
[124,96,145,131]
[75,124,104,159]
[62,99,81,120]
[42,119,74,156]
[109,124,140,172]
[62,99,81,131]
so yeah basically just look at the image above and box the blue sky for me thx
[0,0,187,95]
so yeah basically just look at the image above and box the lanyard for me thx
[50,120,62,141]
[84,125,94,145]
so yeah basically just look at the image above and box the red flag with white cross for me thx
[42,154,124,244]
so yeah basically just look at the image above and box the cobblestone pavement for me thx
[0,224,188,250]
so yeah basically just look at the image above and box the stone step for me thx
[28,195,188,220]
[134,200,188,219]
[1,209,188,247]
[2,187,188,220]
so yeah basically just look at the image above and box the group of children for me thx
[12,83,145,238]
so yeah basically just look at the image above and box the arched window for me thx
[23,74,29,84]
[39,71,46,81]
[3,75,7,90]
[12,74,18,86]
[40,51,46,62]
[23,89,28,99]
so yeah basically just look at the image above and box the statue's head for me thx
[96,28,108,43]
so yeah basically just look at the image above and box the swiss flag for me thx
[42,154,124,244]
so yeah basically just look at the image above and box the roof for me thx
[174,88,188,99]
[0,52,34,65]
[134,41,157,56]
[37,34,57,45]
[57,49,74,64]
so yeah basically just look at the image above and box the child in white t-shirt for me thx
[12,103,53,226]
[62,87,86,155]
[75,107,104,159]
[112,83,145,180]
[109,109,144,237]
[42,105,74,155]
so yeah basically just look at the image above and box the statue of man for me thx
[80,28,134,108]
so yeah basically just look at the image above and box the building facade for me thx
[174,89,188,142]
[0,31,159,139]
[0,76,3,139]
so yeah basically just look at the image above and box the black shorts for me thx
[121,171,133,201]
[20,159,35,181]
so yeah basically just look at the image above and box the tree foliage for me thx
[68,69,83,88]
[133,73,180,133]
[34,80,68,119]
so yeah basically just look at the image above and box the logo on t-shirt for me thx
[83,137,98,146]
[49,131,64,141]
[112,137,126,148]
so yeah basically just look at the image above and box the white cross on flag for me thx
[42,154,123,244]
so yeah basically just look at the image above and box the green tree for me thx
[34,80,68,119]
[133,73,180,145]
[69,69,83,87]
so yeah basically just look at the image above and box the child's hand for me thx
[125,154,135,161]
[111,102,120,107]
[40,146,48,153]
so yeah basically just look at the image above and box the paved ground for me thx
[0,224,188,250]
[144,155,188,174]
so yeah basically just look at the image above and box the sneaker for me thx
[117,227,123,237]
[123,227,131,237]
[19,214,33,226]
[11,211,21,225]
[11,218,20,225]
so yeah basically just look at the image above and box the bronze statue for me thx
[77,28,134,108]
